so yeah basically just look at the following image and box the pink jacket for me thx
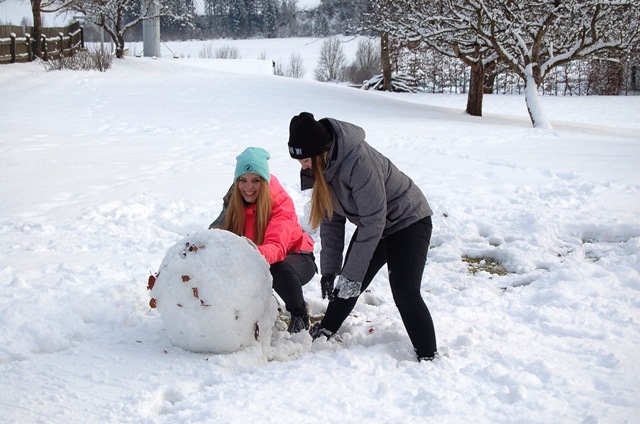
[243,175,314,265]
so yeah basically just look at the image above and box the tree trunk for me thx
[466,65,484,116]
[524,71,553,129]
[115,32,125,58]
[483,61,497,94]
[30,0,42,58]
[483,73,496,94]
[381,32,392,91]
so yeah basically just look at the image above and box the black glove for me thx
[320,274,336,301]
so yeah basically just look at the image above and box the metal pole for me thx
[142,0,160,57]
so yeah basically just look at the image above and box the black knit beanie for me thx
[288,112,333,159]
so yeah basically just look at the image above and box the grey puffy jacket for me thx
[314,118,433,282]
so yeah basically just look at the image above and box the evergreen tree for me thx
[261,0,278,38]
[229,0,249,38]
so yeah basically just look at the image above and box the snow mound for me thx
[149,229,277,354]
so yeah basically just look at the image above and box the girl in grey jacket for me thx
[287,112,437,361]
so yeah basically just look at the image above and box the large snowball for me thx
[149,229,276,354]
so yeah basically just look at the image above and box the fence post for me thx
[25,34,33,62]
[58,32,64,59]
[10,33,16,63]
[41,34,48,61]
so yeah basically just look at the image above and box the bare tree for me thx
[314,37,347,82]
[286,52,306,78]
[345,37,380,84]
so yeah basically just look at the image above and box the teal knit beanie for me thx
[234,147,271,183]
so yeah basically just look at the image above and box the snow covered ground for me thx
[1,37,639,423]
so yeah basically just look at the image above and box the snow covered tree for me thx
[315,0,371,35]
[228,0,249,37]
[369,0,640,129]
[62,0,191,58]
[261,0,278,37]
[161,0,196,39]
[203,0,227,35]
[367,0,499,117]
[478,0,640,128]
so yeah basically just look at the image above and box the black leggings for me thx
[322,216,437,358]
[270,253,316,317]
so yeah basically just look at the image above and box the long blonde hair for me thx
[221,178,272,245]
[309,152,333,229]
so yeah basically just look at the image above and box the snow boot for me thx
[417,350,438,362]
[287,313,309,334]
[309,322,334,340]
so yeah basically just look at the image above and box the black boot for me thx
[417,349,438,362]
[287,313,309,334]
[309,322,334,340]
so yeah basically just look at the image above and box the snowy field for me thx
[1,37,639,424]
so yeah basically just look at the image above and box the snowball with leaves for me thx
[148,229,277,355]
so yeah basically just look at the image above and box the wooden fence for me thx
[0,21,84,64]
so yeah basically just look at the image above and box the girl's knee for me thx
[392,290,425,308]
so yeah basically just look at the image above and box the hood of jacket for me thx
[322,118,366,183]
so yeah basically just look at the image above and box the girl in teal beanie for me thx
[211,147,316,334]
